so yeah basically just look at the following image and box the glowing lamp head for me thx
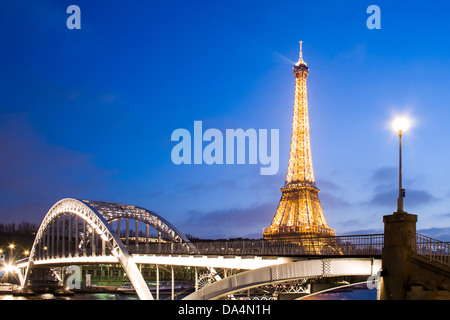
[393,117,410,133]
[2,264,17,273]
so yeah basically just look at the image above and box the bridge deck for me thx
[127,234,384,257]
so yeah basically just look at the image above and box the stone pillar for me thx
[380,212,417,300]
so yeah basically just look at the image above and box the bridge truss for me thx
[22,198,195,300]
[184,258,382,300]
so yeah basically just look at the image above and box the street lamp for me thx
[393,117,410,214]
[9,244,15,258]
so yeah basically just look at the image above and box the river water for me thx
[0,292,139,300]
[302,287,377,300]
[0,287,377,300]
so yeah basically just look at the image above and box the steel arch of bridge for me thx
[82,200,195,251]
[184,258,382,300]
[23,198,194,300]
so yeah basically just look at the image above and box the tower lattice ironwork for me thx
[263,42,335,246]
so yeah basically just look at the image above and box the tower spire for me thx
[299,41,303,60]
[296,40,307,66]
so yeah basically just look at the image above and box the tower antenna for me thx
[297,41,306,65]
[299,41,303,61]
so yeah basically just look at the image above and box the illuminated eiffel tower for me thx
[263,42,335,247]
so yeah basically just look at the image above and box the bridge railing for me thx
[332,234,384,256]
[411,232,450,268]
[127,234,384,257]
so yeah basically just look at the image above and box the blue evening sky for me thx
[1,0,450,239]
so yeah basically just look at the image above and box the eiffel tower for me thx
[263,42,335,246]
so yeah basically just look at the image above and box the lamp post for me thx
[9,244,15,262]
[393,117,410,214]
[381,116,418,300]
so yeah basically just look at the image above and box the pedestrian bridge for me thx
[15,198,383,299]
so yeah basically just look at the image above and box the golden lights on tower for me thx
[263,42,336,253]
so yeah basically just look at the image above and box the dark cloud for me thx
[371,188,435,209]
[0,114,114,224]
[417,227,450,242]
[339,228,383,236]
[316,179,341,192]
[183,179,240,194]
[370,189,436,208]
[434,213,450,219]
[320,192,350,211]
[371,167,396,185]
[176,202,276,239]
[368,166,435,209]
[370,189,397,208]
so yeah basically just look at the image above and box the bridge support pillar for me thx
[380,212,417,300]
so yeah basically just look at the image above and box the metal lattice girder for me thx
[81,200,196,251]
[184,258,382,300]
[264,43,334,240]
